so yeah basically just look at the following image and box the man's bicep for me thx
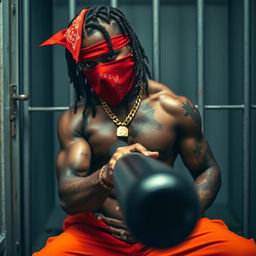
[56,110,92,180]
[56,137,92,180]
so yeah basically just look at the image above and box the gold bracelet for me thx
[98,165,113,192]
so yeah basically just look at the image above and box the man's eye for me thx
[103,53,117,62]
[83,62,96,69]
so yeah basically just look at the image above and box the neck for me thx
[99,83,144,126]
[107,83,145,112]
[107,98,134,117]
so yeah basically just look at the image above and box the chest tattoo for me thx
[129,102,163,137]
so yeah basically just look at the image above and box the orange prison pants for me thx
[33,212,256,256]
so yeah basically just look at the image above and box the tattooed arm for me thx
[177,97,221,214]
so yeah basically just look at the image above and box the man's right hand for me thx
[102,143,159,185]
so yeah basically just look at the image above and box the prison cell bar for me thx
[242,0,251,238]
[23,0,31,254]
[110,0,118,8]
[69,0,76,104]
[197,0,205,132]
[28,105,256,112]
[69,0,76,21]
[153,0,160,82]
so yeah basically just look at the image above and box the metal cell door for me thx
[1,0,30,255]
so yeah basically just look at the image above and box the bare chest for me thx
[83,101,178,170]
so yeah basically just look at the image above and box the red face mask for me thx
[83,53,135,107]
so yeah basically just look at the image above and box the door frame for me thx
[1,0,23,255]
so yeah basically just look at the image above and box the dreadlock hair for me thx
[65,6,151,117]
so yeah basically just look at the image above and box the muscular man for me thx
[34,6,256,255]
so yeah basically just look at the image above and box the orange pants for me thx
[33,212,256,256]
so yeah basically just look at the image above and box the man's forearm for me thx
[193,166,221,214]
[58,168,111,215]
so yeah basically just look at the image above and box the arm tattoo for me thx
[196,170,217,191]
[194,168,221,212]
[130,102,162,137]
[182,101,202,128]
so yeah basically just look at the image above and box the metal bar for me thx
[110,0,118,8]
[10,0,22,254]
[152,0,160,81]
[28,104,256,112]
[242,0,251,238]
[204,105,256,109]
[68,0,76,105]
[2,1,12,254]
[0,235,6,254]
[204,105,244,109]
[23,0,31,254]
[0,0,5,244]
[68,0,76,21]
[28,106,69,111]
[197,0,205,131]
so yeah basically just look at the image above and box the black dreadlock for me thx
[65,6,151,117]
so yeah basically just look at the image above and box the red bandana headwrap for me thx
[40,8,135,106]
[40,8,89,63]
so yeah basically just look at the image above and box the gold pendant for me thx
[117,126,128,137]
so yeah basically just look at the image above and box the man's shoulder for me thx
[147,80,192,116]
[58,105,84,122]
[147,80,202,132]
[57,105,85,136]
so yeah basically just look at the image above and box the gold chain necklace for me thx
[99,84,144,137]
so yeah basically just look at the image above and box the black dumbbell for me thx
[111,142,199,249]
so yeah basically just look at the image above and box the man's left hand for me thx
[97,212,136,244]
